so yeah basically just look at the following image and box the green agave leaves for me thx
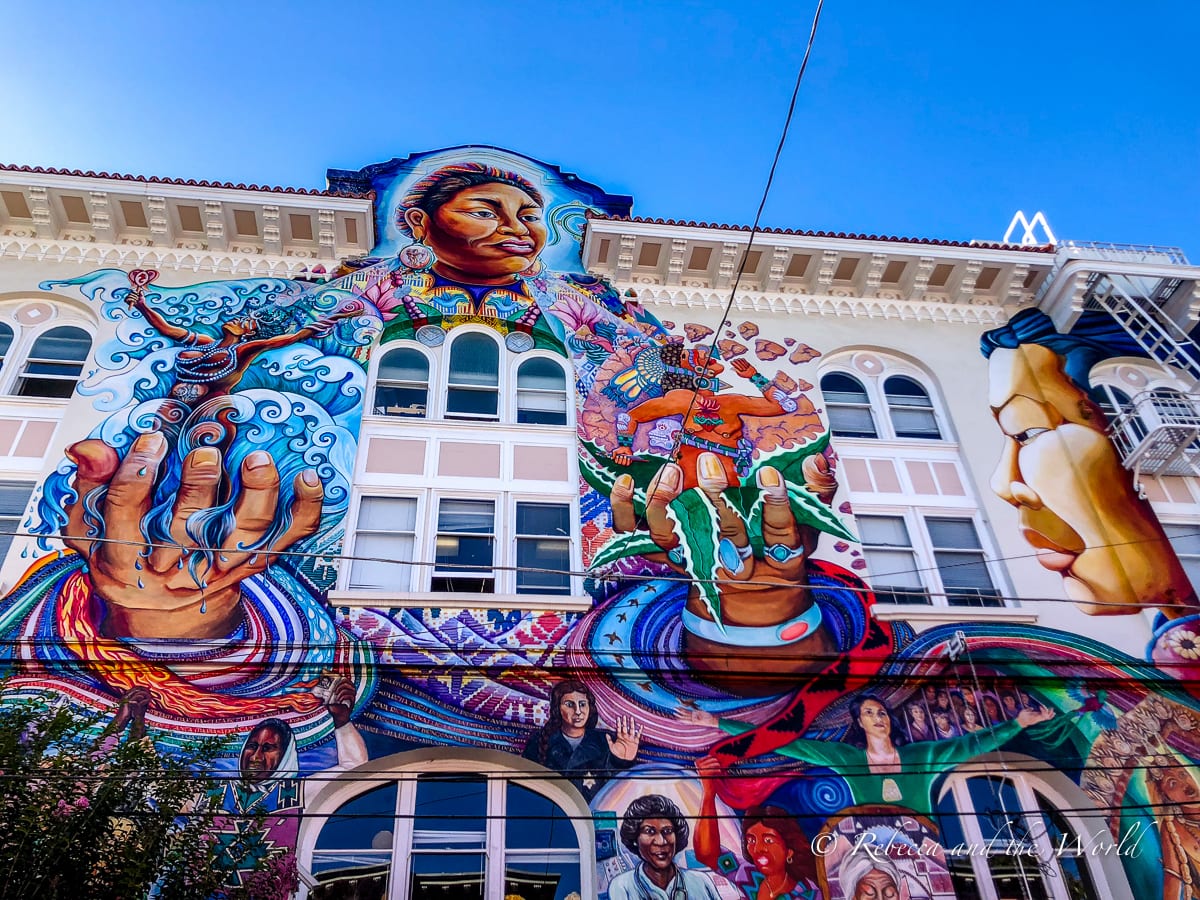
[583,431,858,626]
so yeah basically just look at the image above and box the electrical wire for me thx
[629,0,826,535]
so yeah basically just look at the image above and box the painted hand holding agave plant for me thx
[581,432,854,628]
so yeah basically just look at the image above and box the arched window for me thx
[446,333,500,421]
[15,326,92,398]
[937,772,1110,900]
[884,375,941,439]
[304,763,586,900]
[516,358,568,426]
[374,347,429,418]
[0,323,14,372]
[820,372,877,438]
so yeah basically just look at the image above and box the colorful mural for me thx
[1,145,1199,900]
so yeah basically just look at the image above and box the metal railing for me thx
[1057,240,1190,266]
[1107,389,1200,481]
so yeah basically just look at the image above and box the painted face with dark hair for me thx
[636,818,678,873]
[745,822,790,880]
[403,183,547,284]
[558,690,591,739]
[240,724,286,781]
[988,343,1192,616]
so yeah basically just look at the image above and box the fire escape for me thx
[1044,242,1200,496]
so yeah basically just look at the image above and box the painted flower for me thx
[1168,627,1200,660]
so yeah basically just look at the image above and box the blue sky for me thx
[3,1,1197,254]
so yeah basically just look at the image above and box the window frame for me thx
[513,355,570,427]
[511,498,574,596]
[343,490,580,599]
[365,330,574,429]
[936,762,1127,900]
[856,507,1008,608]
[12,324,93,400]
[431,496,498,593]
[372,344,433,419]
[817,357,951,443]
[296,750,595,900]
[445,330,503,423]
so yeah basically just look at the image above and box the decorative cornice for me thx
[0,236,322,278]
[631,284,1011,325]
[0,163,372,199]
[588,213,1056,253]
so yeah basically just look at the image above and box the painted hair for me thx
[980,307,1146,389]
[843,693,908,748]
[741,806,814,884]
[529,680,599,763]
[837,851,903,898]
[398,162,544,234]
[619,794,690,855]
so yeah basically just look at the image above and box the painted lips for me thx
[493,239,536,254]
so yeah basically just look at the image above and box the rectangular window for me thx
[0,482,34,564]
[926,517,1001,607]
[349,497,417,591]
[1163,523,1200,597]
[858,515,929,604]
[433,499,495,592]
[515,502,572,595]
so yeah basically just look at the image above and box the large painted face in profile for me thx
[405,182,547,284]
[988,343,1194,616]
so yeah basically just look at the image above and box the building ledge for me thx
[870,604,1039,626]
[327,590,594,613]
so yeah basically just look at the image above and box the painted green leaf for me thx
[590,531,664,568]
[667,489,724,627]
[579,439,674,517]
[786,486,857,543]
[745,430,831,484]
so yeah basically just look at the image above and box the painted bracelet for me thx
[681,603,824,647]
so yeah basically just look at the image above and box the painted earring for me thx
[398,239,435,273]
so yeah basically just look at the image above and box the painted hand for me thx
[110,686,153,736]
[610,451,836,692]
[605,715,643,761]
[62,433,323,641]
[676,707,720,730]
[730,358,757,379]
[1017,707,1056,728]
[314,676,357,729]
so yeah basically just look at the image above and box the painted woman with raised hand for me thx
[523,679,642,802]
[678,693,1053,812]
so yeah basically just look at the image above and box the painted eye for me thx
[1014,426,1050,446]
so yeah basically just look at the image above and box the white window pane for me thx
[0,482,33,516]
[936,552,994,589]
[927,517,983,550]
[883,375,932,404]
[858,515,910,546]
[358,497,417,531]
[350,534,414,590]
[516,503,570,536]
[863,548,924,588]
[30,326,92,362]
[1164,523,1200,556]
[516,358,566,391]
[827,405,878,437]
[378,347,429,382]
[438,500,495,533]
[448,334,499,386]
[820,372,869,402]
[890,406,941,438]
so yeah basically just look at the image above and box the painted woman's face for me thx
[406,183,547,283]
[559,691,591,738]
[745,823,790,878]
[636,818,678,872]
[240,724,285,780]
[854,869,899,900]
[858,699,891,741]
